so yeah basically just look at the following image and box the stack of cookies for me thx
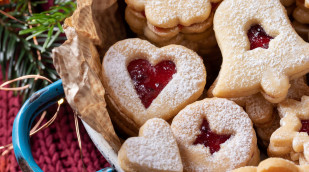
[124,0,221,55]
[98,0,309,171]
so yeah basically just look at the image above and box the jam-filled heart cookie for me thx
[102,38,206,136]
[171,98,259,172]
[212,0,309,103]
[118,118,183,172]
[232,158,309,172]
[268,96,309,163]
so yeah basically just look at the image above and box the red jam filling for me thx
[127,59,176,108]
[194,119,231,154]
[300,120,309,135]
[247,24,273,50]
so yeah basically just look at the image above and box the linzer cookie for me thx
[208,76,309,127]
[118,118,183,172]
[268,96,309,164]
[212,0,309,103]
[207,80,274,128]
[102,38,206,136]
[125,6,218,55]
[232,158,309,172]
[125,0,220,30]
[171,98,259,172]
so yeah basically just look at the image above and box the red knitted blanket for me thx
[0,75,110,171]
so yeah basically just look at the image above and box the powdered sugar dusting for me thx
[213,0,309,98]
[171,98,257,172]
[121,118,183,171]
[102,38,206,126]
[126,0,222,27]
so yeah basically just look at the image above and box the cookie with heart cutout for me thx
[232,158,309,172]
[118,118,183,172]
[268,96,309,164]
[171,98,259,172]
[102,38,206,136]
[212,0,309,103]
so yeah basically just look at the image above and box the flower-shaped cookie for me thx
[125,0,221,28]
[232,158,309,172]
[212,0,309,103]
[268,96,309,163]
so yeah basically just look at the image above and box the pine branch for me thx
[0,0,76,102]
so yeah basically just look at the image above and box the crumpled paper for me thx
[52,0,126,153]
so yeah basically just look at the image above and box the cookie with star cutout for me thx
[171,98,259,172]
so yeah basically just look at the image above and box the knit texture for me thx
[0,73,111,171]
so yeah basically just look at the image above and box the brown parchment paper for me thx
[52,0,126,153]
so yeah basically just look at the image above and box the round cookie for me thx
[171,98,259,172]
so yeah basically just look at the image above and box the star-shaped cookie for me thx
[268,96,309,163]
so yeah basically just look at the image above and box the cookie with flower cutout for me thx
[102,38,206,136]
[268,96,309,163]
[118,118,183,172]
[171,98,259,172]
[232,158,309,172]
[212,0,309,103]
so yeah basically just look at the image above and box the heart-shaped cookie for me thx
[102,38,206,135]
[118,118,183,172]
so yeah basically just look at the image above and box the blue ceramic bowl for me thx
[12,80,115,172]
